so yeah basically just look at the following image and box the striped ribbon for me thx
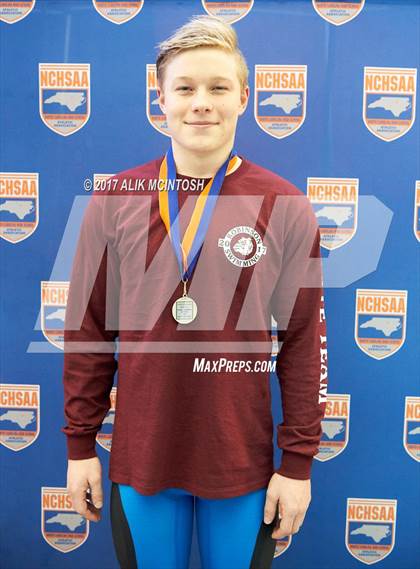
[158,144,239,280]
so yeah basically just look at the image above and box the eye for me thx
[213,86,228,91]
[176,86,192,91]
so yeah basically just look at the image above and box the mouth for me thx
[185,122,218,128]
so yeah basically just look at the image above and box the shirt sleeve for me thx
[270,194,328,480]
[61,194,119,460]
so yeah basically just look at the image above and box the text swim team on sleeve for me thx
[62,156,328,499]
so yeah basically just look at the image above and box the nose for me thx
[190,87,213,113]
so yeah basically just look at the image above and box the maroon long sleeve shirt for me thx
[62,155,328,499]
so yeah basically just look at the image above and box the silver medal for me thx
[172,295,198,324]
[172,279,197,324]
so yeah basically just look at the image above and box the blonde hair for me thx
[156,15,249,93]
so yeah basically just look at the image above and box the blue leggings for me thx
[110,482,277,569]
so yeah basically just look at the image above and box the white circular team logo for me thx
[218,226,267,267]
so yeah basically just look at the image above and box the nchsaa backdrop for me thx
[0,1,419,568]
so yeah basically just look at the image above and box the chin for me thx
[184,141,221,153]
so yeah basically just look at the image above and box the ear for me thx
[156,85,166,114]
[238,85,250,116]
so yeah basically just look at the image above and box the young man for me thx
[63,15,328,569]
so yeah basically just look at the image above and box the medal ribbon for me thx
[158,144,239,281]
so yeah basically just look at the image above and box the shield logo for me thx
[0,0,36,24]
[414,181,420,242]
[39,63,90,136]
[312,0,365,26]
[41,487,89,552]
[96,386,117,452]
[0,172,39,243]
[0,384,40,451]
[316,394,350,462]
[41,281,69,350]
[273,535,292,558]
[92,0,143,25]
[346,498,397,564]
[201,0,254,24]
[146,64,169,136]
[403,396,420,462]
[307,177,358,250]
[363,67,417,141]
[254,65,307,139]
[355,289,407,360]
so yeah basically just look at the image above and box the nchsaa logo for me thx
[41,281,69,350]
[146,64,169,136]
[0,172,39,243]
[41,487,89,552]
[201,0,253,24]
[414,181,420,242]
[346,498,397,564]
[363,67,417,141]
[92,0,143,25]
[307,177,358,250]
[254,65,307,139]
[0,384,40,451]
[403,396,420,462]
[355,289,407,359]
[0,0,36,24]
[312,0,365,26]
[39,63,90,136]
[96,386,117,452]
[316,394,350,462]
[273,534,292,558]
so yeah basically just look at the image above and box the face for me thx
[157,47,249,156]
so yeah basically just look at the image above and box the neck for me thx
[171,139,234,178]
